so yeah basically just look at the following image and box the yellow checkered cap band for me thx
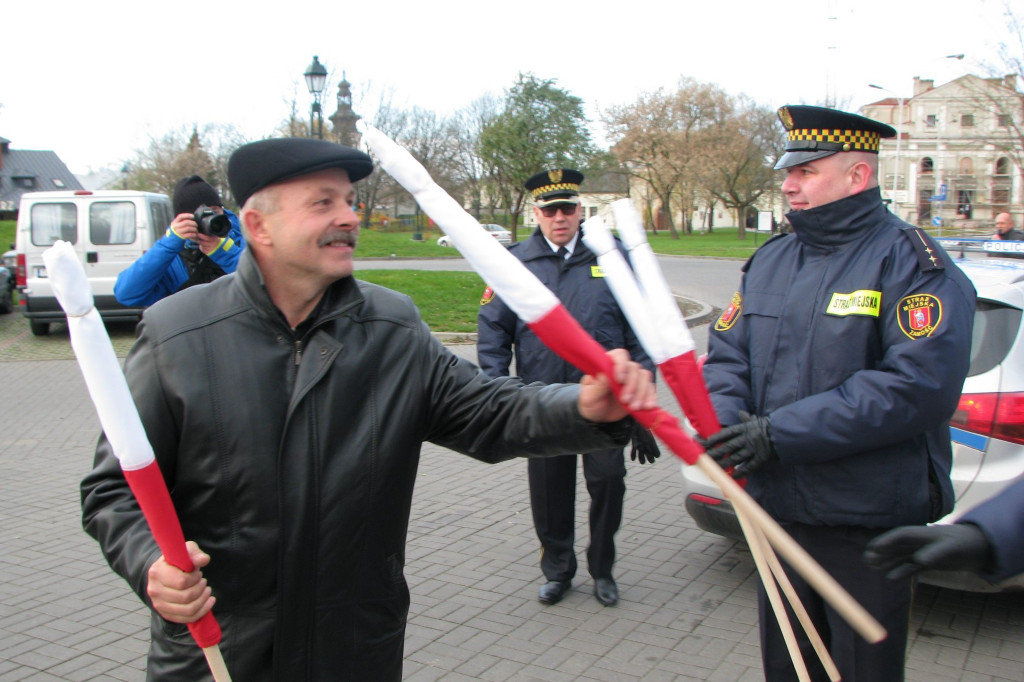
[531,182,580,199]
[786,128,881,152]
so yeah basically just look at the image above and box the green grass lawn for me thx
[356,269,485,333]
[0,220,14,250]
[355,225,765,259]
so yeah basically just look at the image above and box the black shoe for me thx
[594,578,618,606]
[538,580,571,605]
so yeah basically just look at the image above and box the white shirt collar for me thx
[543,231,579,257]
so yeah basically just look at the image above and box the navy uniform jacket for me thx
[477,226,652,384]
[704,187,976,528]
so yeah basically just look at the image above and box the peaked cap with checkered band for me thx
[524,169,584,207]
[774,105,896,170]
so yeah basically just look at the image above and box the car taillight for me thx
[952,392,1024,445]
[16,253,26,287]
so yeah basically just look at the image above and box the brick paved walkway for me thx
[1,337,1022,681]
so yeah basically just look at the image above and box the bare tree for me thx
[702,98,779,237]
[123,125,248,204]
[450,94,501,220]
[604,79,735,236]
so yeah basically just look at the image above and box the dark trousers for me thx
[528,447,626,582]
[759,523,913,682]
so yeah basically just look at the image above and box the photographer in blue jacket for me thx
[114,175,244,306]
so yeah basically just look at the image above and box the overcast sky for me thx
[2,0,1015,175]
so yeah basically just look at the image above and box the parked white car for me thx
[437,223,511,247]
[681,254,1024,592]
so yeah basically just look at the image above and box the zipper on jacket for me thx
[294,338,303,365]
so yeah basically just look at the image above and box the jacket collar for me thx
[786,186,887,249]
[235,250,364,330]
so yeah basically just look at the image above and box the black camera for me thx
[194,205,231,238]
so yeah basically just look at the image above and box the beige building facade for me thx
[861,74,1022,231]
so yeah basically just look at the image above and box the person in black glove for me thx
[864,524,992,579]
[629,419,661,465]
[477,168,657,608]
[702,411,774,478]
[700,105,976,682]
[865,477,1024,583]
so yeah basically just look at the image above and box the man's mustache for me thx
[318,229,358,248]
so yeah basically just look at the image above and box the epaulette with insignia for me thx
[741,233,789,273]
[901,227,945,272]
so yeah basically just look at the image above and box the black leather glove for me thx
[629,419,661,465]
[864,523,994,580]
[704,411,775,478]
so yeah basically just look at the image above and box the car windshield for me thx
[968,299,1022,376]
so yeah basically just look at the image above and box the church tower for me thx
[329,73,362,147]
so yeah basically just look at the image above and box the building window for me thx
[921,157,934,174]
[961,114,975,127]
[998,114,1012,127]
[926,114,937,127]
[992,156,1012,210]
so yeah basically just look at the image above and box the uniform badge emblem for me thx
[778,106,794,130]
[590,265,605,278]
[548,169,563,184]
[714,292,743,332]
[897,293,942,339]
[480,286,495,306]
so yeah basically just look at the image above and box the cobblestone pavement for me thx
[0,311,1022,681]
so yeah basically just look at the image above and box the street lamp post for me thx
[869,84,904,214]
[304,55,328,139]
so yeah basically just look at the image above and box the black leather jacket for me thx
[82,251,627,681]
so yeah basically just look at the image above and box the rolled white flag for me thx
[361,124,558,324]
[611,199,694,357]
[41,241,155,471]
[581,215,668,363]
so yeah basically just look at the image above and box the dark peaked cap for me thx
[774,105,896,170]
[524,169,584,207]
[228,137,374,207]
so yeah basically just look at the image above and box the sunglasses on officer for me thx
[538,203,579,217]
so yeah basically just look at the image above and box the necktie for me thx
[556,246,568,272]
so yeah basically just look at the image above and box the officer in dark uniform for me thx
[477,169,658,607]
[701,106,976,681]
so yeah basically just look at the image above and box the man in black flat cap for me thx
[81,139,658,681]
[478,168,659,609]
[700,106,975,681]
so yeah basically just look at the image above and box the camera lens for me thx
[205,214,231,238]
[194,207,232,238]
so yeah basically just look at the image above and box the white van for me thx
[15,190,173,335]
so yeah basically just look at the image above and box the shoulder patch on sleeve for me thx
[897,293,943,339]
[480,286,495,306]
[902,227,946,272]
[714,292,743,332]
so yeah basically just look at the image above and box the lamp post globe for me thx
[304,55,328,139]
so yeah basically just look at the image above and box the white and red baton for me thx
[361,124,704,465]
[42,242,231,682]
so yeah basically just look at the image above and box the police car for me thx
[681,245,1024,592]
